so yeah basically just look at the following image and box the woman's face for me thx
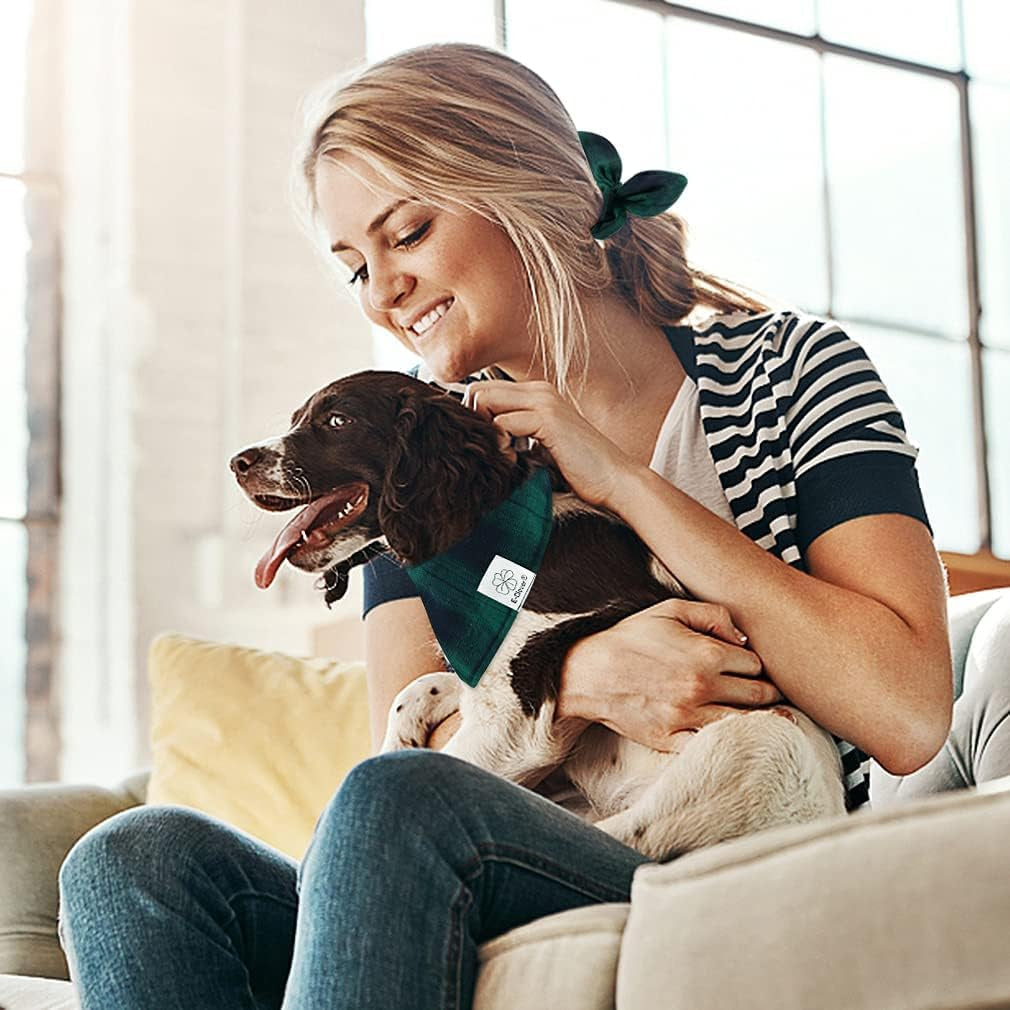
[314,153,535,383]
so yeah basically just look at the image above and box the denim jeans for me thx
[58,593,1010,1008]
[58,749,653,1009]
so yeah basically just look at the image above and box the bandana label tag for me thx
[476,554,536,612]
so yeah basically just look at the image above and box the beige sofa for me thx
[2,588,1009,1010]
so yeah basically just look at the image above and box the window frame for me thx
[499,0,1001,568]
[3,0,63,783]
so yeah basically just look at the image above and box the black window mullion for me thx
[574,0,991,556]
[956,71,991,550]
[20,0,63,784]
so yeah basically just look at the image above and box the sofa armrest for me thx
[617,775,1010,1010]
[0,773,148,980]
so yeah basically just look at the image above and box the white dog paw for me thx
[594,811,691,863]
[594,810,648,851]
[379,672,461,754]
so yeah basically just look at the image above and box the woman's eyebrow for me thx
[330,198,413,253]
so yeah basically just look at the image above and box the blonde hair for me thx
[290,42,773,400]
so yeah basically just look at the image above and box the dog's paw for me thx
[379,672,461,754]
[591,809,637,844]
[593,809,676,861]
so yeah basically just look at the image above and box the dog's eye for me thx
[327,413,352,429]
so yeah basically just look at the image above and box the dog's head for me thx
[230,370,556,604]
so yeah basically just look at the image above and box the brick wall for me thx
[60,0,372,783]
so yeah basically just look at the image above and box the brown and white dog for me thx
[230,370,846,860]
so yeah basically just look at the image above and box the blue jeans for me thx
[58,749,652,1009]
[59,591,1010,1008]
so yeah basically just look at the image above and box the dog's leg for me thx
[592,707,846,861]
[437,692,587,790]
[379,672,462,753]
[377,669,573,785]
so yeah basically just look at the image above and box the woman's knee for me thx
[59,804,233,900]
[298,750,480,900]
[330,748,455,805]
[312,750,464,837]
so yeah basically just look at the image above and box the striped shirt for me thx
[363,308,933,811]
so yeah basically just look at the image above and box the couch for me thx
[2,587,1009,1010]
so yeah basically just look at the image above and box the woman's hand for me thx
[558,599,784,752]
[462,379,635,507]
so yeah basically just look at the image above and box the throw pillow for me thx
[146,632,372,861]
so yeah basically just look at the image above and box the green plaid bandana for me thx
[404,467,554,687]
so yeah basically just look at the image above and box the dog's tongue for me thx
[255,489,353,590]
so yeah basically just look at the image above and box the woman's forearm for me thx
[556,637,603,722]
[597,463,951,774]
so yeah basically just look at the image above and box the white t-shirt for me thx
[647,373,736,526]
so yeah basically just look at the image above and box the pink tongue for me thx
[254,488,356,590]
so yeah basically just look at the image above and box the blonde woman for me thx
[58,42,1010,1010]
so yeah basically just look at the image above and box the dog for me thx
[230,369,846,860]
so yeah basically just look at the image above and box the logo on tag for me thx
[477,554,536,611]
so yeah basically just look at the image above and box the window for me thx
[1,0,61,787]
[371,0,1010,560]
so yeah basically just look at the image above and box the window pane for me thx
[0,177,29,519]
[844,322,979,554]
[365,0,497,63]
[972,81,1010,350]
[983,348,1010,557]
[825,57,968,339]
[819,0,962,70]
[506,0,667,172]
[964,0,1010,85]
[0,0,31,174]
[665,18,827,313]
[672,0,815,34]
[0,520,26,787]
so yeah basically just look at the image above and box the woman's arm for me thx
[364,597,457,754]
[593,464,952,776]
[461,365,953,777]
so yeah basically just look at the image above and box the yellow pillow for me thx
[147,632,372,861]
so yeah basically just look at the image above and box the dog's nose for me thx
[230,447,262,476]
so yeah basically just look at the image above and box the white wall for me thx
[60,0,373,785]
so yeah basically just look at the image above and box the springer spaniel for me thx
[230,370,846,860]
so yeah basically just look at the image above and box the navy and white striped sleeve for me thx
[785,320,933,554]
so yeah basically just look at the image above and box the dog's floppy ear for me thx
[378,384,518,564]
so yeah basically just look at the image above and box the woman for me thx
[59,41,1006,1010]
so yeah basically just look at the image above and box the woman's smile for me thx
[408,298,454,340]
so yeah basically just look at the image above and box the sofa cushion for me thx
[0,973,79,1009]
[0,782,143,981]
[6,853,628,1010]
[617,776,1010,1010]
[0,907,631,1010]
[146,632,371,861]
[474,902,629,1010]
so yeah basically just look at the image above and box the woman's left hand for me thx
[462,379,637,507]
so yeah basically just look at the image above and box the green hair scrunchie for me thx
[578,131,687,241]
